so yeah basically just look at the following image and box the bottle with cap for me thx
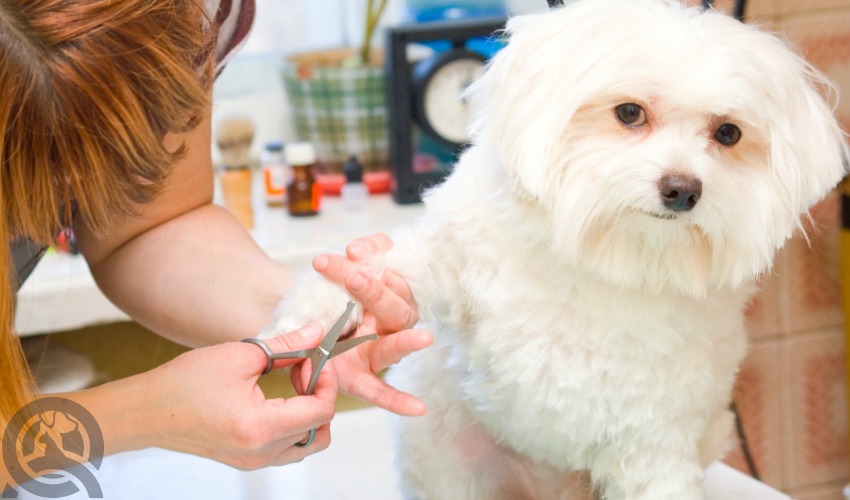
[341,155,368,210]
[285,142,321,217]
[261,141,288,207]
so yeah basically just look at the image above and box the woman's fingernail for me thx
[348,242,366,260]
[348,272,368,291]
[313,255,329,272]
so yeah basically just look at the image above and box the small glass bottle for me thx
[285,142,320,217]
[261,141,288,207]
[341,155,368,210]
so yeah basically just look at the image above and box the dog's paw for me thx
[257,271,361,339]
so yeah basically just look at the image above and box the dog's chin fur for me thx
[266,0,847,498]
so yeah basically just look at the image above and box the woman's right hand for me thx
[82,323,339,469]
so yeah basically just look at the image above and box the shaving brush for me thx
[215,115,255,229]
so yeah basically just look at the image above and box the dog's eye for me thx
[714,123,741,146]
[615,103,646,127]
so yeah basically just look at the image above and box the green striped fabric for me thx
[283,64,388,173]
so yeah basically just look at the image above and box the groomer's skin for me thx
[51,107,432,470]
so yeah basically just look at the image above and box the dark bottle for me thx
[341,155,368,210]
[284,142,320,217]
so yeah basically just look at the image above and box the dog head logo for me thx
[464,0,847,296]
[3,397,103,498]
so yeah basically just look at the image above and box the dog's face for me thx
[466,0,847,296]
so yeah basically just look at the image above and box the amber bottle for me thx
[285,142,320,217]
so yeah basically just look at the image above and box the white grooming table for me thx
[13,407,789,499]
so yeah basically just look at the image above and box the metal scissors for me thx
[242,301,377,447]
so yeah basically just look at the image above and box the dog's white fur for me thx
[265,0,847,497]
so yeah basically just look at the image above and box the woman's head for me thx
[2,0,216,240]
[0,0,216,422]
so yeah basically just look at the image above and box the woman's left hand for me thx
[313,233,419,333]
[308,233,433,416]
[291,326,432,416]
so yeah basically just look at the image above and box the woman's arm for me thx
[69,325,337,463]
[74,112,290,346]
[73,107,432,415]
[0,325,336,488]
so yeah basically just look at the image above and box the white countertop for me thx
[15,182,425,336]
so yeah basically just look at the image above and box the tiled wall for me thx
[693,1,850,497]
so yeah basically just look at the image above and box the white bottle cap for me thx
[285,142,317,166]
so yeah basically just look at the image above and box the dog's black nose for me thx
[659,174,702,212]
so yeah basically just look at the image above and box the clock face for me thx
[421,57,485,145]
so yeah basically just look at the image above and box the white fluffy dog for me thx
[268,0,847,498]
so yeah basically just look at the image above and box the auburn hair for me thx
[0,0,216,424]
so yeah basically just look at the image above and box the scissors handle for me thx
[294,336,378,448]
[243,333,380,376]
[241,302,379,449]
[241,338,312,375]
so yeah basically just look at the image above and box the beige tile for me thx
[770,8,850,130]
[744,0,777,20]
[745,268,783,340]
[779,191,843,334]
[774,0,850,17]
[777,10,850,86]
[788,482,848,500]
[781,327,849,489]
[725,341,785,488]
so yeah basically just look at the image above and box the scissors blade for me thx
[304,301,357,395]
[319,301,356,354]
[329,333,379,358]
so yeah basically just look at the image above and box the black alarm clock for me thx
[385,17,505,204]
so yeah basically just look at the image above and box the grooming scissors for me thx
[242,301,377,447]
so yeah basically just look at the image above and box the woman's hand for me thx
[293,327,432,416]
[90,323,339,469]
[313,233,419,334]
[310,233,433,416]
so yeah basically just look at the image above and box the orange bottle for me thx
[261,141,287,207]
[285,142,321,217]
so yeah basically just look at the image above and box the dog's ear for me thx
[758,44,847,216]
[465,10,591,203]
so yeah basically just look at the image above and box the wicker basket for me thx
[282,48,388,174]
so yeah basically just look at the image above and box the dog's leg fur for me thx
[388,343,595,500]
[698,410,736,467]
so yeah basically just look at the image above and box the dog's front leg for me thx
[259,269,358,339]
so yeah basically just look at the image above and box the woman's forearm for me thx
[1,330,338,487]
[87,203,292,347]
[58,372,160,456]
[0,374,160,489]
